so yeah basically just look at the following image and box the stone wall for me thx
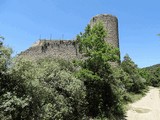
[19,14,120,61]
[90,14,119,48]
[19,39,81,60]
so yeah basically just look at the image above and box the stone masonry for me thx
[90,14,119,48]
[19,40,80,60]
[19,14,120,60]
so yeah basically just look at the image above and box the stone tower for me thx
[19,14,120,62]
[90,14,119,48]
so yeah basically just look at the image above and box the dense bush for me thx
[76,22,125,119]
[140,66,160,87]
[121,54,146,93]
[0,21,153,120]
[0,57,86,120]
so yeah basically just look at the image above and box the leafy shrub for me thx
[0,58,86,120]
[76,22,125,119]
[121,54,146,93]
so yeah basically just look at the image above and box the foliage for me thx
[1,22,156,120]
[121,54,146,93]
[0,37,12,74]
[0,57,86,120]
[76,22,124,119]
[139,69,152,85]
[141,64,160,87]
[111,67,132,102]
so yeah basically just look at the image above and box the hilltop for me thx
[143,64,160,71]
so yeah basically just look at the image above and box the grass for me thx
[124,87,149,111]
[130,86,149,102]
[129,92,145,102]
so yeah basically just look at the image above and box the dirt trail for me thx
[126,87,160,120]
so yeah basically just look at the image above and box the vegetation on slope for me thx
[140,64,160,87]
[76,22,124,119]
[0,23,151,120]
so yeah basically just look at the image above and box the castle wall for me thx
[19,14,120,61]
[19,40,81,60]
[90,14,119,48]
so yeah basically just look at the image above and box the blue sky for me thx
[0,0,160,68]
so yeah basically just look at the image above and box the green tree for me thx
[0,37,12,74]
[0,39,86,120]
[121,54,146,93]
[76,22,124,119]
[0,57,86,120]
[139,69,152,85]
[0,37,13,120]
[142,66,160,87]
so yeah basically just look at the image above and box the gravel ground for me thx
[126,87,160,120]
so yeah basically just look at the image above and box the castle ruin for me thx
[19,14,119,60]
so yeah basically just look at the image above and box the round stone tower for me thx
[90,14,119,48]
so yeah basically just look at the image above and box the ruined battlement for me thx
[31,39,76,47]
[19,39,80,60]
[19,14,120,61]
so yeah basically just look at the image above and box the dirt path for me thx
[126,87,160,120]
